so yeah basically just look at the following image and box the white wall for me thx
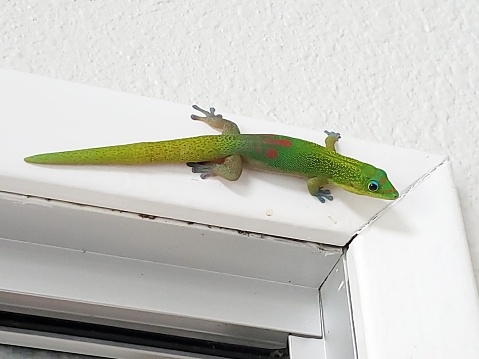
[1,0,478,288]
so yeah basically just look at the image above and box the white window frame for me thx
[1,70,478,359]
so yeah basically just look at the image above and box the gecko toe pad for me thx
[187,162,214,179]
[315,189,334,203]
[324,130,341,141]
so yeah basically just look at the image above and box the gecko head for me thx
[337,165,399,200]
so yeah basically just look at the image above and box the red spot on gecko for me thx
[262,138,292,148]
[265,148,279,159]
[380,177,387,186]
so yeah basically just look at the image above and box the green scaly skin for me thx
[24,105,399,202]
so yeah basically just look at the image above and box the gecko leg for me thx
[191,105,240,135]
[188,105,243,181]
[324,130,341,152]
[187,155,242,181]
[307,176,334,203]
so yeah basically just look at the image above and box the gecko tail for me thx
[24,142,154,165]
[24,135,242,165]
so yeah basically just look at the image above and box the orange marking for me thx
[380,177,387,186]
[262,138,292,148]
[265,148,279,159]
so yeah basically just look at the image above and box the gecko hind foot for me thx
[315,189,333,203]
[191,104,240,135]
[324,130,341,141]
[191,105,222,121]
[187,161,214,179]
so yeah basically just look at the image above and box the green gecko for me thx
[24,105,398,203]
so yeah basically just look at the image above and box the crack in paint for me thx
[348,157,450,245]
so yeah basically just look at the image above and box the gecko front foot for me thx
[324,130,341,152]
[324,130,341,141]
[315,189,334,203]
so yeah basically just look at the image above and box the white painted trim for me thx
[0,69,445,246]
[0,238,320,342]
[347,162,479,359]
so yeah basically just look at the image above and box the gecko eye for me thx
[368,180,379,192]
